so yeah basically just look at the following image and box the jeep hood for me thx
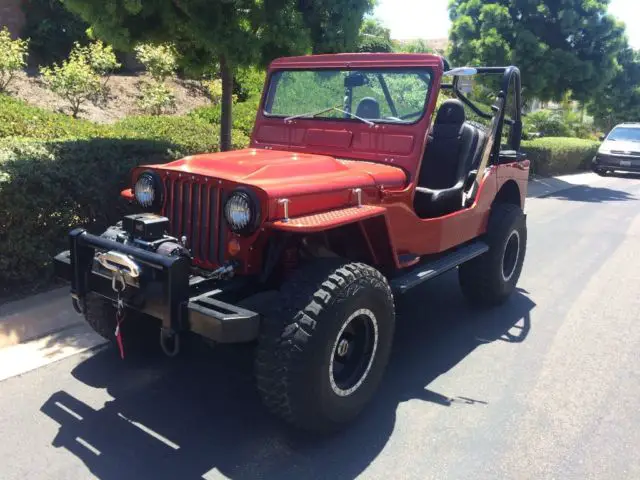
[152,148,407,196]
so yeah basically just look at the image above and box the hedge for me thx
[0,97,251,291]
[521,137,599,176]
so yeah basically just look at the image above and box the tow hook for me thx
[71,296,84,315]
[160,328,180,357]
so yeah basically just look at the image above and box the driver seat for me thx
[413,99,481,218]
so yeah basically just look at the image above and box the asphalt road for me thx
[1,172,640,480]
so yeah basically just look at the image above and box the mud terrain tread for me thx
[254,260,394,432]
[458,203,526,306]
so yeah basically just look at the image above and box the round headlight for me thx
[224,190,259,234]
[134,172,160,208]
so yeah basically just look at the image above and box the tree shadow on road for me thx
[539,184,637,203]
[40,271,535,480]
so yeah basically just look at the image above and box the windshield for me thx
[607,126,640,142]
[264,68,433,124]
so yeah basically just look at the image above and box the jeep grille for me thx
[162,176,224,266]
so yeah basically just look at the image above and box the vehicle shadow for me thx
[539,183,637,203]
[40,271,534,480]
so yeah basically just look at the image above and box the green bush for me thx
[521,137,599,176]
[0,94,106,139]
[523,108,596,140]
[0,98,251,290]
[0,137,177,289]
[190,95,259,137]
[0,27,29,93]
[112,115,249,152]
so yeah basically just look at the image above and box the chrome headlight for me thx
[224,189,260,234]
[134,172,162,209]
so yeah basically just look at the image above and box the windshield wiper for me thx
[284,105,375,126]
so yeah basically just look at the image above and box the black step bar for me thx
[391,241,489,294]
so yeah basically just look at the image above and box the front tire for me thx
[458,203,527,306]
[255,261,395,433]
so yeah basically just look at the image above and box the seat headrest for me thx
[355,97,381,119]
[435,99,466,126]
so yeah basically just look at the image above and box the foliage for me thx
[190,95,260,137]
[448,0,627,103]
[134,43,178,81]
[234,66,266,102]
[39,40,120,117]
[0,137,175,289]
[394,39,432,54]
[22,0,90,64]
[133,43,179,115]
[588,46,640,131]
[63,0,374,151]
[0,100,250,289]
[357,17,393,53]
[136,81,177,115]
[524,108,596,140]
[0,27,29,93]
[39,50,102,118]
[82,40,121,77]
[0,94,105,139]
[521,137,599,176]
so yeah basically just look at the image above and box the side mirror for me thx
[599,134,606,141]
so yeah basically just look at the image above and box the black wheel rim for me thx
[502,230,520,282]
[329,309,379,397]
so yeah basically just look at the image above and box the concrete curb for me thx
[526,171,599,199]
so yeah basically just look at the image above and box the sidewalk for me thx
[0,171,600,381]
[527,171,598,198]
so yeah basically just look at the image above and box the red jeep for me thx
[54,53,529,433]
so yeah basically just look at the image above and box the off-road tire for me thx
[458,203,527,307]
[82,293,158,353]
[255,260,395,433]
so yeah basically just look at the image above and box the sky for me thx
[374,0,640,49]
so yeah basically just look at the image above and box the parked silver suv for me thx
[592,123,640,175]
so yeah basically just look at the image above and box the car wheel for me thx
[458,203,527,307]
[255,260,395,433]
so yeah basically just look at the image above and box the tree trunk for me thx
[220,55,233,152]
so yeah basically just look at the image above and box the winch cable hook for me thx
[112,271,127,360]
[160,328,180,357]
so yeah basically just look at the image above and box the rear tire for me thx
[458,203,527,307]
[254,260,395,433]
[83,293,158,353]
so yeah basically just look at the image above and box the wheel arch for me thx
[493,179,522,209]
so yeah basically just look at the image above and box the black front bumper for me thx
[54,228,260,343]
[592,154,640,173]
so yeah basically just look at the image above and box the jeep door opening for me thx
[54,53,529,433]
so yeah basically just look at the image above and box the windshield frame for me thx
[261,66,435,126]
[607,126,640,142]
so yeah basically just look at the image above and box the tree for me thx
[357,17,393,53]
[0,27,29,93]
[63,0,374,151]
[448,0,627,103]
[588,46,640,131]
[40,40,120,117]
[394,39,433,54]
